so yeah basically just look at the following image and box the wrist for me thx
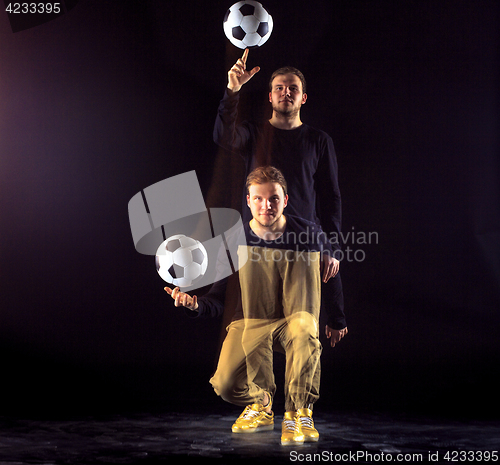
[227,85,241,93]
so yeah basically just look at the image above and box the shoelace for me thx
[238,406,251,419]
[240,408,260,421]
[283,419,300,432]
[299,416,313,428]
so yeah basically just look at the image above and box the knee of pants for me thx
[210,373,231,400]
[286,312,319,341]
[210,371,245,403]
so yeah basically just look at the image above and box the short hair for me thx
[269,67,307,94]
[246,166,288,197]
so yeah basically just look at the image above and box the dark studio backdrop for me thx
[0,0,498,420]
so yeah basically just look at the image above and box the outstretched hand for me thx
[325,326,348,348]
[164,286,199,311]
[228,48,260,93]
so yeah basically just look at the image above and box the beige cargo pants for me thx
[210,246,322,412]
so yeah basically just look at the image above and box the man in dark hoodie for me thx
[213,48,347,337]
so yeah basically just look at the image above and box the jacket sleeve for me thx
[213,89,252,157]
[315,134,342,257]
[186,276,229,319]
[314,137,347,329]
[323,273,347,330]
[310,222,346,329]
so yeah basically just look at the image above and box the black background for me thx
[1,0,498,420]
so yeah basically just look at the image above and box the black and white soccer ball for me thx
[155,234,208,288]
[223,1,273,49]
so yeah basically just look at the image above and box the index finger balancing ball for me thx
[155,234,208,288]
[223,0,273,49]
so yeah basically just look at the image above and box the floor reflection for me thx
[0,411,498,464]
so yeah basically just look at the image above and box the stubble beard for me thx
[255,211,281,229]
[272,102,300,119]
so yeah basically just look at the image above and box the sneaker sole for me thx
[281,438,304,446]
[232,424,275,433]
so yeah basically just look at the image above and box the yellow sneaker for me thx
[296,408,319,442]
[231,404,274,433]
[281,411,304,446]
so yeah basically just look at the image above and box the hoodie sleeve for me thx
[213,89,253,157]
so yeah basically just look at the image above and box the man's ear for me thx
[269,92,272,103]
[247,194,250,207]
[301,93,307,104]
[283,194,289,208]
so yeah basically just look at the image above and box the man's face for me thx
[247,182,288,228]
[269,73,307,117]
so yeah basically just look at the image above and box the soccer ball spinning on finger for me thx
[223,0,273,49]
